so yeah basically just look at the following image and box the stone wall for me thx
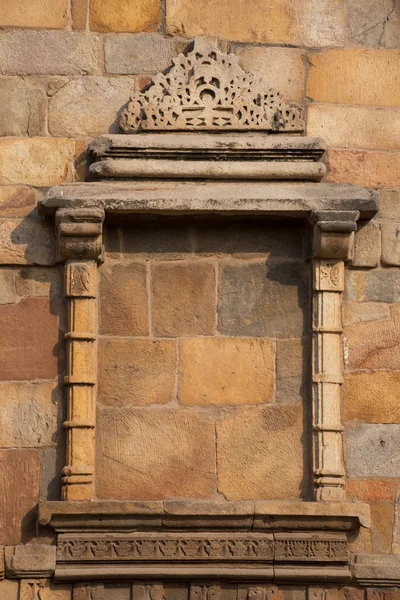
[1,0,400,597]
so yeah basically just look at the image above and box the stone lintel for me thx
[39,182,379,220]
[352,554,400,586]
[38,501,370,533]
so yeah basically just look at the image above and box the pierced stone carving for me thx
[119,40,304,134]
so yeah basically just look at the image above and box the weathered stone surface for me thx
[0,298,60,381]
[0,381,61,449]
[344,304,400,370]
[15,267,63,302]
[20,580,71,600]
[0,579,18,600]
[353,221,381,267]
[345,270,400,303]
[346,478,400,502]
[218,261,309,338]
[0,31,101,76]
[0,78,46,136]
[48,77,137,137]
[122,219,192,259]
[179,338,274,405]
[97,408,216,499]
[0,218,56,265]
[0,449,40,545]
[380,189,400,220]
[393,488,400,554]
[152,262,216,337]
[167,0,345,46]
[234,47,306,102]
[344,424,400,477]
[0,186,41,218]
[41,447,63,501]
[0,139,74,187]
[217,405,305,500]
[0,0,68,28]
[90,0,161,32]
[72,0,88,29]
[276,337,309,404]
[308,104,400,151]
[105,33,187,74]
[99,338,176,406]
[328,150,400,188]
[5,544,56,578]
[347,0,399,48]
[343,302,390,325]
[193,219,305,259]
[307,49,400,107]
[99,262,148,336]
[370,502,394,554]
[343,371,400,423]
[0,269,16,304]
[382,222,400,266]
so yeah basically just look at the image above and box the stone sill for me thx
[39,500,370,533]
[38,181,379,220]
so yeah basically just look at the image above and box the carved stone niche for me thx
[37,38,379,591]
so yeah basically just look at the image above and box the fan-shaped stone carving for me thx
[119,41,304,133]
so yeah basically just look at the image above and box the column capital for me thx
[55,208,105,262]
[310,210,359,261]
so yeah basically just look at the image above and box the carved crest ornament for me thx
[119,43,304,133]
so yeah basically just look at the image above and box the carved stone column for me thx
[56,208,104,501]
[311,210,359,502]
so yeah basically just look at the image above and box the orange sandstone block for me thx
[0,0,68,28]
[328,150,400,188]
[90,0,161,32]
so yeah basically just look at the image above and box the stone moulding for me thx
[118,40,304,133]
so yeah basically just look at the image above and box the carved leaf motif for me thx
[119,45,304,133]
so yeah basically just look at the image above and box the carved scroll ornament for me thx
[119,42,304,133]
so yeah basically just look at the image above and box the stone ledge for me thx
[38,500,370,533]
[352,554,400,586]
[38,181,379,219]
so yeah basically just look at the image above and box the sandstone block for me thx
[0,381,61,447]
[327,150,400,188]
[0,0,68,28]
[0,218,56,265]
[41,447,63,501]
[353,221,381,267]
[0,139,74,187]
[122,219,192,259]
[0,186,41,218]
[370,502,394,554]
[193,219,305,259]
[105,33,187,74]
[0,449,40,545]
[167,0,344,46]
[0,298,60,381]
[0,78,46,137]
[233,47,305,102]
[379,189,400,220]
[90,0,161,32]
[48,77,137,137]
[0,31,101,76]
[5,544,56,578]
[343,371,400,423]
[0,269,16,304]
[20,580,71,600]
[307,104,400,151]
[307,49,400,107]
[276,337,309,404]
[0,580,18,600]
[15,267,63,302]
[343,302,390,325]
[97,408,216,499]
[217,405,305,500]
[99,262,148,336]
[347,0,399,48]
[344,305,400,370]
[72,0,88,30]
[346,478,399,502]
[345,269,400,303]
[344,424,400,477]
[98,338,176,406]
[178,337,274,405]
[218,261,309,338]
[381,222,400,266]
[152,262,216,337]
